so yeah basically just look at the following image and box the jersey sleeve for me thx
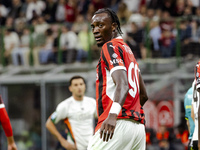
[102,42,126,75]
[51,101,68,124]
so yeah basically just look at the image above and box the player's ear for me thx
[69,86,72,92]
[112,22,117,32]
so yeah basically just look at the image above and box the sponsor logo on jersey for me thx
[110,59,123,65]
[51,112,57,121]
[112,53,118,58]
[109,45,116,49]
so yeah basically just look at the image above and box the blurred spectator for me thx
[20,0,31,19]
[65,0,77,26]
[5,16,15,29]
[123,0,140,12]
[179,20,192,56]
[125,21,146,59]
[147,0,163,10]
[8,0,22,19]
[149,17,161,57]
[187,20,200,56]
[172,0,186,17]
[161,0,175,16]
[34,16,49,34]
[146,128,159,150]
[0,1,8,18]
[86,3,95,21]
[14,14,27,36]
[11,28,30,66]
[55,0,66,23]
[146,8,156,19]
[158,29,175,58]
[107,0,120,13]
[91,0,105,11]
[77,0,90,15]
[76,24,95,62]
[3,28,20,65]
[39,28,54,64]
[159,11,174,32]
[59,25,78,63]
[174,124,189,149]
[156,125,170,150]
[117,2,132,25]
[72,14,88,34]
[43,0,57,23]
[26,0,46,22]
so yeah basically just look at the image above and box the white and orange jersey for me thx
[51,96,96,150]
[95,37,145,132]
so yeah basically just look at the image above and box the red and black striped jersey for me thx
[95,37,145,132]
[195,60,200,89]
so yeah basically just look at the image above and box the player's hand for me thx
[8,143,17,150]
[198,141,200,150]
[100,113,117,142]
[60,139,77,150]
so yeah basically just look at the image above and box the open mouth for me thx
[95,36,102,42]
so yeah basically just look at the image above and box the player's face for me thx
[69,78,86,100]
[91,13,113,47]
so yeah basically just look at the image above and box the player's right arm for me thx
[46,117,77,150]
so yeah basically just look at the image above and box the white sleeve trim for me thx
[197,84,200,89]
[0,104,5,108]
[110,66,127,76]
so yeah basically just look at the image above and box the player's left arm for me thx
[100,69,129,142]
[139,72,148,106]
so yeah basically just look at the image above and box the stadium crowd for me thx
[0,0,199,149]
[0,0,200,66]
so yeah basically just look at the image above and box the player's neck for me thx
[73,95,83,101]
[111,32,118,40]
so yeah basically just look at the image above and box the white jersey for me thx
[192,80,199,141]
[51,96,96,150]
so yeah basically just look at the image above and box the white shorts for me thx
[87,119,146,150]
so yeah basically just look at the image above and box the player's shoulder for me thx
[57,96,73,108]
[102,39,123,50]
[84,96,95,101]
[84,96,96,104]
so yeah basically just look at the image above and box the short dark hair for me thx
[94,8,123,35]
[69,76,86,86]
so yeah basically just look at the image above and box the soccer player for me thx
[0,95,17,150]
[88,8,148,150]
[46,76,96,150]
[184,85,195,150]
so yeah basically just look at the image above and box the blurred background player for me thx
[46,75,96,150]
[88,8,148,150]
[184,85,195,150]
[0,95,17,150]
